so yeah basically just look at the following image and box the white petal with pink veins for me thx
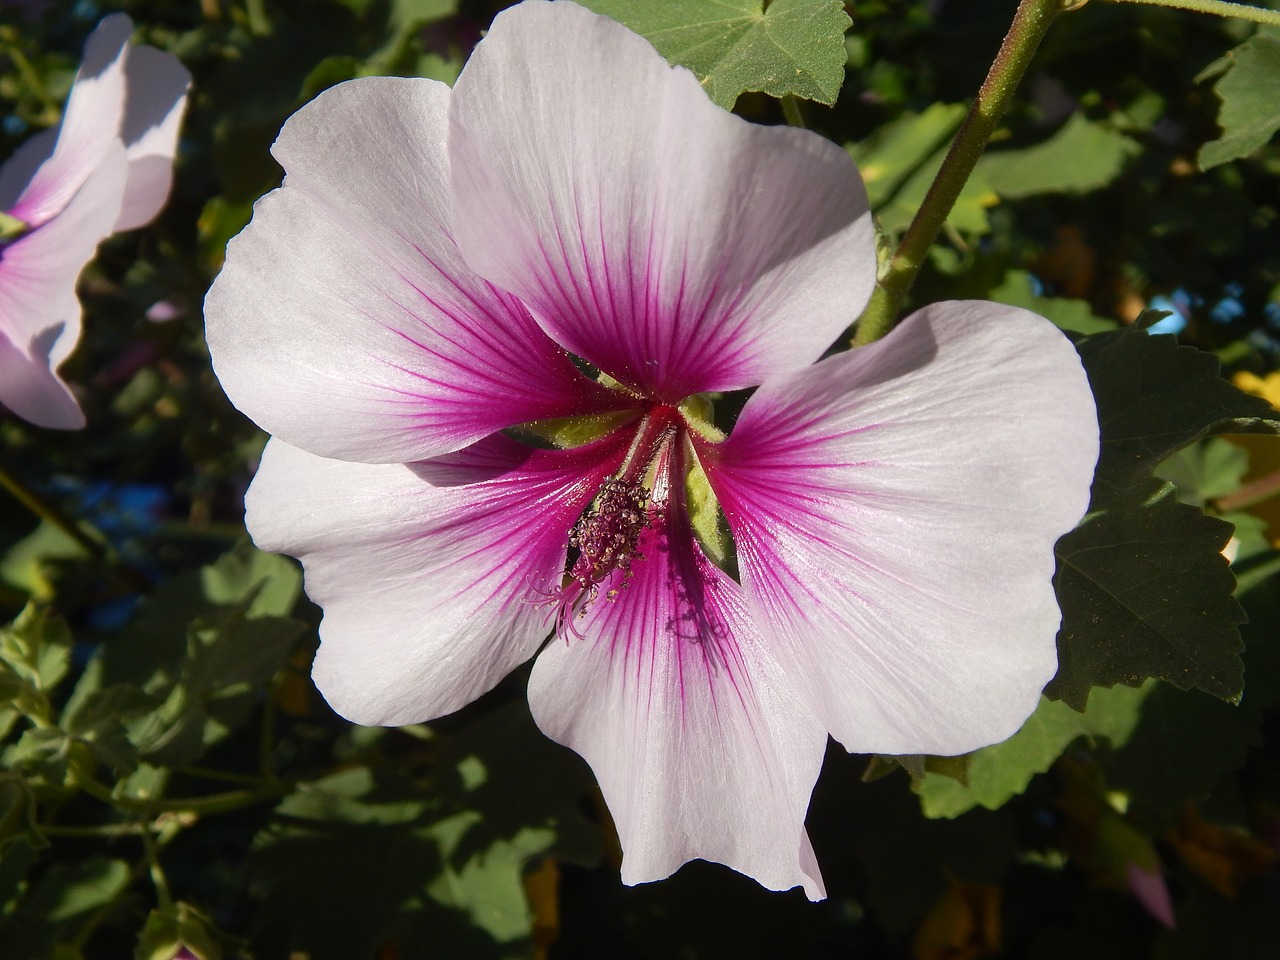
[529,451,827,898]
[702,303,1099,755]
[449,0,875,402]
[206,77,625,464]
[246,433,631,725]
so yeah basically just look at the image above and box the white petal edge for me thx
[2,14,130,228]
[115,42,190,231]
[0,142,128,428]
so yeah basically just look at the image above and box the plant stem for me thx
[1216,466,1280,512]
[78,772,289,817]
[141,822,174,911]
[0,460,151,591]
[0,461,106,560]
[780,94,807,129]
[854,0,1063,345]
[1106,0,1280,27]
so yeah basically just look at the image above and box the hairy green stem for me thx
[779,94,807,129]
[854,0,1063,345]
[1107,0,1280,27]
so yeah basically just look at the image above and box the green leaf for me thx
[1074,327,1280,499]
[250,702,599,959]
[62,685,164,776]
[1198,29,1280,169]
[977,113,1140,199]
[0,857,130,958]
[137,902,234,960]
[133,611,305,767]
[1048,327,1280,710]
[916,684,1151,818]
[0,774,45,852]
[1234,547,1280,595]
[0,520,90,599]
[199,541,301,619]
[0,604,71,693]
[61,544,306,769]
[580,0,852,109]
[990,270,1118,335]
[1051,481,1244,709]
[1103,683,1258,826]
[1155,437,1249,506]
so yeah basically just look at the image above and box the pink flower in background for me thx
[0,13,189,429]
[204,0,1097,898]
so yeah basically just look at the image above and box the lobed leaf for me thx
[580,0,851,108]
[1048,327,1280,710]
[1074,328,1280,499]
[1198,29,1280,170]
[978,113,1139,199]
[916,684,1152,819]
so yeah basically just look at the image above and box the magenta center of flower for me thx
[547,404,685,638]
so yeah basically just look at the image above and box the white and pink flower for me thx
[0,14,189,429]
[205,0,1098,898]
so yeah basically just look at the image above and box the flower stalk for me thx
[854,0,1063,345]
[1106,0,1280,27]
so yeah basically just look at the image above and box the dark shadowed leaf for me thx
[1049,327,1280,710]
[1074,329,1280,499]
[1051,480,1244,709]
[0,857,129,958]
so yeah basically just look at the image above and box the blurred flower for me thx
[1124,861,1176,928]
[205,0,1097,898]
[0,14,188,429]
[1168,804,1277,898]
[912,880,1002,960]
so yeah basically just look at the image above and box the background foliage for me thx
[2,0,1280,957]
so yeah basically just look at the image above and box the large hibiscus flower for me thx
[204,0,1097,898]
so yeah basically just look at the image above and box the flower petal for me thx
[3,14,130,228]
[246,432,630,725]
[528,453,827,898]
[0,142,128,428]
[701,303,1099,755]
[449,0,874,401]
[115,42,190,231]
[206,77,623,463]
